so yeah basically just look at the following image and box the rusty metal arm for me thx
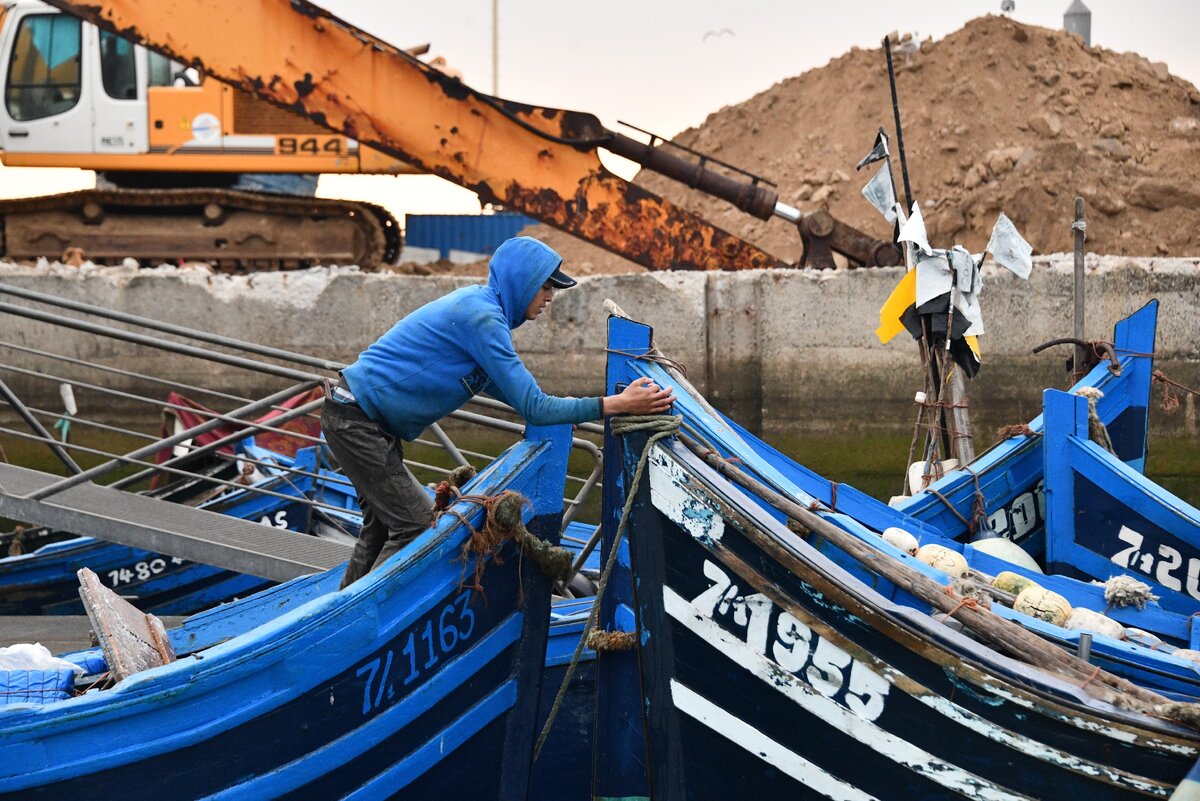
[45,0,789,272]
[603,131,898,268]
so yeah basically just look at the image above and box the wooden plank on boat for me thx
[78,567,176,681]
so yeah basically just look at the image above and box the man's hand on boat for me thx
[604,377,676,416]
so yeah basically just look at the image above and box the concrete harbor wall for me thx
[0,255,1197,440]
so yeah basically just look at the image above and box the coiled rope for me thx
[532,413,681,761]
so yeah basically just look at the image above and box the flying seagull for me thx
[702,28,735,41]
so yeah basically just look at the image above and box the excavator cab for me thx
[0,0,413,177]
[0,2,165,157]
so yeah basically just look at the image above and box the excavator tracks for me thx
[0,188,400,271]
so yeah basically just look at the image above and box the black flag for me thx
[855,128,891,171]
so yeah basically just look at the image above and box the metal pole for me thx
[884,35,947,478]
[1073,197,1087,384]
[492,0,499,96]
[26,380,319,500]
[883,36,913,210]
[0,301,323,383]
[1076,631,1093,662]
[0,283,343,373]
[428,422,471,469]
[0,376,81,474]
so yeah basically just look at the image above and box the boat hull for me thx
[614,436,1197,800]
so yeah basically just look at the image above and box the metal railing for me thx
[0,283,604,589]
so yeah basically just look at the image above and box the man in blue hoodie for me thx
[323,236,674,587]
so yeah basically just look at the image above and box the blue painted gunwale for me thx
[609,429,1199,800]
[1043,389,1200,620]
[0,424,572,801]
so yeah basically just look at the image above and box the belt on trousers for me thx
[330,376,359,407]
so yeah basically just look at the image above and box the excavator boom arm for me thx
[43,0,785,271]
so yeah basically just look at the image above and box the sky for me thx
[1,0,1197,223]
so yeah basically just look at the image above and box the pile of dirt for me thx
[522,15,1200,275]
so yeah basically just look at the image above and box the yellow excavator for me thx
[0,0,419,268]
[6,0,899,272]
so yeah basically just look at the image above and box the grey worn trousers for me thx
[321,398,433,588]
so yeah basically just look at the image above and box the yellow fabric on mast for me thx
[875,270,916,344]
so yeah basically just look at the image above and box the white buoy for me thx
[1014,586,1072,626]
[991,570,1038,596]
[1064,607,1125,640]
[1172,649,1200,668]
[916,544,969,578]
[907,459,959,493]
[881,527,919,555]
[971,537,1044,573]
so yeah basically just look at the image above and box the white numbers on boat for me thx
[105,556,186,588]
[1111,526,1146,571]
[258,510,289,528]
[355,589,476,716]
[986,482,1045,543]
[1110,525,1200,599]
[690,559,889,721]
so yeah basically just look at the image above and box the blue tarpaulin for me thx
[0,668,76,705]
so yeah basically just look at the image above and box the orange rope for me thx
[996,423,1036,440]
[1152,369,1199,415]
[937,584,980,621]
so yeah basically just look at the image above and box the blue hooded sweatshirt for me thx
[341,237,601,441]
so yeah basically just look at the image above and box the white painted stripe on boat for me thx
[664,588,1033,801]
[671,680,878,801]
[649,450,724,543]
[913,677,1168,794]
[973,680,1196,757]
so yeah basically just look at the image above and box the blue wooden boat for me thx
[895,300,1159,557]
[1043,388,1200,616]
[719,301,1158,569]
[709,410,1200,681]
[531,595,598,801]
[600,316,1200,800]
[0,423,572,800]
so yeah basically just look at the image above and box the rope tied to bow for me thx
[1152,369,1200,415]
[432,464,479,513]
[604,348,690,378]
[1074,387,1115,454]
[996,423,1037,441]
[442,487,575,605]
[533,413,682,761]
